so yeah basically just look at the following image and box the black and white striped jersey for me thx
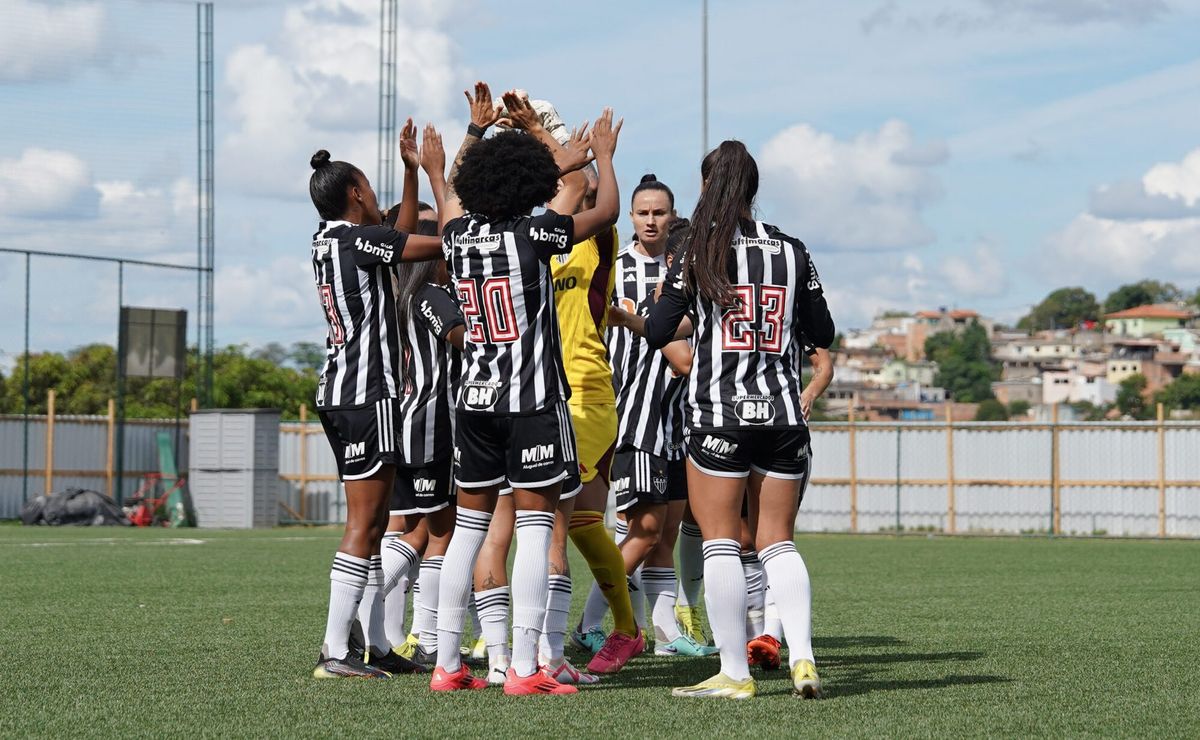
[442,210,575,416]
[643,220,834,431]
[311,221,411,409]
[396,283,464,465]
[608,245,684,459]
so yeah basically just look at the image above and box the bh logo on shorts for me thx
[734,395,775,424]
[463,381,501,411]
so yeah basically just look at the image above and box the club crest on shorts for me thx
[653,476,667,494]
[734,395,776,424]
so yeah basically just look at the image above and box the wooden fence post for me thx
[1051,403,1061,535]
[44,388,56,495]
[299,403,309,522]
[105,398,116,498]
[848,400,858,533]
[1157,403,1166,538]
[190,397,199,413]
[946,404,956,534]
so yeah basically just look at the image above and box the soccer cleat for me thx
[470,636,488,662]
[395,633,419,660]
[571,625,607,655]
[487,663,509,686]
[675,605,709,645]
[312,652,390,679]
[503,667,578,695]
[655,634,720,657]
[747,634,783,671]
[544,658,600,685]
[791,660,821,699]
[410,645,438,669]
[671,672,757,700]
[364,648,427,675]
[430,664,488,692]
[586,630,645,674]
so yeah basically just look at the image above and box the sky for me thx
[1,0,1199,366]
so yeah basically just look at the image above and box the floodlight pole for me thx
[197,1,215,407]
[377,0,398,207]
[21,254,30,504]
[702,0,709,155]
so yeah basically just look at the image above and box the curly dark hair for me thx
[453,131,560,220]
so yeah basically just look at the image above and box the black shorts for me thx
[612,446,687,511]
[390,458,454,515]
[686,428,811,481]
[739,445,814,519]
[454,402,579,491]
[318,399,398,481]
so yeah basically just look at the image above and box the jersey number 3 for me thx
[319,284,346,346]
[722,284,787,353]
[459,279,519,344]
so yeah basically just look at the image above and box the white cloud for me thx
[1047,147,1200,283]
[862,0,1168,34]
[0,1,107,82]
[220,0,465,200]
[758,120,945,251]
[215,259,320,334]
[0,148,100,218]
[939,241,1010,297]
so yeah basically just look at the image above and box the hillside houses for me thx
[826,302,1200,420]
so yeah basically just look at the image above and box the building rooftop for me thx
[1104,304,1196,320]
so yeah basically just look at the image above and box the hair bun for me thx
[310,150,332,170]
[639,173,657,184]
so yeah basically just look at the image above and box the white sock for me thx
[677,521,703,607]
[435,508,492,671]
[642,566,681,643]
[764,585,783,641]
[628,567,647,631]
[539,574,572,663]
[742,551,765,640]
[469,594,482,640]
[760,541,814,666]
[414,556,443,651]
[322,552,369,659]
[353,554,388,653]
[702,539,750,681]
[475,585,511,666]
[510,510,554,678]
[382,535,419,647]
[580,521,626,631]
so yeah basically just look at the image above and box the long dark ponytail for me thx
[683,140,758,306]
[394,219,443,381]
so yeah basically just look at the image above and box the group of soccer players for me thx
[306,82,835,699]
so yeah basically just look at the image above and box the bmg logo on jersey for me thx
[418,299,444,335]
[531,226,568,249]
[734,395,776,424]
[344,441,366,461]
[354,237,394,262]
[520,443,555,465]
[463,381,502,410]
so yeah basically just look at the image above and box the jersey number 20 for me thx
[722,284,787,353]
[458,279,519,344]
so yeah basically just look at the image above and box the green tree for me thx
[1017,287,1100,331]
[1069,400,1108,421]
[1007,399,1031,417]
[287,341,326,373]
[1156,373,1200,412]
[1101,280,1182,315]
[974,398,1009,421]
[1115,374,1149,419]
[925,321,997,402]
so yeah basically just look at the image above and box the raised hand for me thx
[464,81,502,130]
[589,107,623,161]
[554,121,594,175]
[420,122,445,177]
[399,117,419,170]
[500,89,541,132]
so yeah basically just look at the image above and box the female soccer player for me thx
[307,149,446,679]
[429,81,621,696]
[630,140,835,699]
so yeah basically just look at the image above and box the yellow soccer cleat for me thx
[674,605,708,645]
[671,672,757,700]
[470,636,487,662]
[791,660,821,699]
[395,633,419,660]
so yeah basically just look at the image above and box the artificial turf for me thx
[1,525,1196,738]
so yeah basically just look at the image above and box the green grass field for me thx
[2,526,1197,738]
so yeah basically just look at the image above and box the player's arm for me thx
[395,117,420,232]
[442,81,503,228]
[661,340,694,377]
[801,346,833,420]
[566,108,622,242]
[350,226,442,266]
[414,284,466,349]
[793,241,835,349]
[608,304,693,342]
[420,123,447,221]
